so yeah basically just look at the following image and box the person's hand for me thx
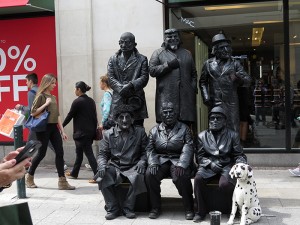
[119,83,134,97]
[15,104,22,110]
[167,58,180,69]
[149,165,160,175]
[97,168,106,178]
[0,157,31,187]
[61,131,68,141]
[135,163,146,174]
[174,166,185,177]
[2,147,31,168]
[210,162,223,173]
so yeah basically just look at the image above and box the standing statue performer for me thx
[199,32,251,132]
[107,32,149,127]
[149,28,197,126]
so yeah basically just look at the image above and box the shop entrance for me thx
[168,0,300,149]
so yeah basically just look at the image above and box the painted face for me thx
[119,34,135,53]
[214,42,232,60]
[116,112,133,131]
[164,32,180,51]
[161,104,177,127]
[209,113,226,132]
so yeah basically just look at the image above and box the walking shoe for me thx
[65,171,77,179]
[149,208,160,219]
[85,164,92,171]
[58,177,75,190]
[88,179,97,184]
[25,174,37,188]
[289,166,300,176]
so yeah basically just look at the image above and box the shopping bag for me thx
[24,110,50,132]
[0,202,33,225]
[0,109,25,138]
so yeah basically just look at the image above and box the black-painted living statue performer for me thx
[199,32,251,132]
[107,32,149,127]
[95,104,148,220]
[145,102,195,220]
[193,106,247,222]
[149,28,197,126]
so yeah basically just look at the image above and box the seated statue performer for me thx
[95,104,148,220]
[145,101,195,220]
[193,106,247,222]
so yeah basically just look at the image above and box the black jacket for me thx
[63,94,97,140]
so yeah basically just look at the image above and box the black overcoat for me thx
[199,57,251,132]
[107,50,149,120]
[97,125,148,195]
[149,47,197,123]
[147,121,194,170]
[196,128,247,184]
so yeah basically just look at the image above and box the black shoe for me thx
[105,212,119,220]
[149,208,160,219]
[185,210,195,220]
[123,208,136,219]
[193,214,206,223]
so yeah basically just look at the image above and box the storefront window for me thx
[169,1,291,149]
[290,0,300,149]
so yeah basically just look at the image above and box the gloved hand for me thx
[174,166,185,177]
[135,163,146,174]
[98,168,106,178]
[167,58,180,69]
[149,165,160,175]
[210,162,223,174]
[119,83,134,97]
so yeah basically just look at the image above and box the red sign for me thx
[0,0,28,8]
[0,16,57,142]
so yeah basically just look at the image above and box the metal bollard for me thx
[14,125,26,199]
[209,211,221,225]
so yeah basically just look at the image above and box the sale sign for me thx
[0,16,57,142]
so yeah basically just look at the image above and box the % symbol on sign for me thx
[0,45,36,72]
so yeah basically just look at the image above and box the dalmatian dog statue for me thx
[227,163,262,225]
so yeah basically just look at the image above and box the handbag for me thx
[0,109,25,138]
[94,125,103,141]
[24,110,50,132]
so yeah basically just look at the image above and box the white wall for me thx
[53,0,164,164]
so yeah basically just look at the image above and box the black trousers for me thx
[145,161,194,212]
[101,167,136,213]
[28,124,65,177]
[194,174,234,216]
[70,137,97,177]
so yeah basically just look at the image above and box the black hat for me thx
[212,32,231,46]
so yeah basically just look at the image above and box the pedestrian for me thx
[107,32,149,127]
[25,73,75,190]
[15,73,68,171]
[99,75,113,129]
[149,28,197,126]
[63,81,98,183]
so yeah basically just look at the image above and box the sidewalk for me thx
[1,167,300,225]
